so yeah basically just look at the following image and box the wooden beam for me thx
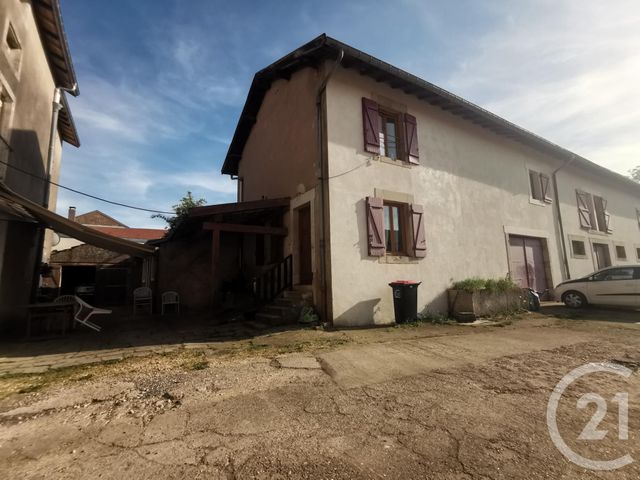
[211,228,220,273]
[203,222,288,236]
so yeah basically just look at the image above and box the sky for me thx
[57,0,640,228]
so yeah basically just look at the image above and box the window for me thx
[4,23,22,73]
[383,202,406,255]
[636,247,640,261]
[571,240,586,257]
[366,196,426,258]
[361,98,420,164]
[576,191,611,233]
[615,245,627,260]
[379,111,401,160]
[592,267,635,282]
[528,170,552,203]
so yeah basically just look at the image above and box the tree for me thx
[630,166,640,183]
[152,191,206,231]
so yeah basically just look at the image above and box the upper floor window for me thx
[528,170,552,203]
[379,110,401,160]
[576,190,612,233]
[362,98,419,165]
[4,23,22,74]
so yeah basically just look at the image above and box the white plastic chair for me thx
[54,295,110,332]
[133,286,153,315]
[161,291,180,315]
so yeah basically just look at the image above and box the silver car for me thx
[554,265,640,308]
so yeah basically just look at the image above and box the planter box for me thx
[448,289,523,322]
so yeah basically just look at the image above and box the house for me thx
[0,0,80,325]
[47,208,165,306]
[163,34,640,326]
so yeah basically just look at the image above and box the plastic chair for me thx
[54,295,110,332]
[161,291,180,315]
[133,286,153,315]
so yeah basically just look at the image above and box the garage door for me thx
[508,235,549,293]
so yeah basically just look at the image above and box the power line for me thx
[0,157,174,214]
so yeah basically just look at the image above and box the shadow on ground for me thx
[539,302,640,324]
[0,309,305,359]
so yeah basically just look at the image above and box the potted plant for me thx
[448,277,522,321]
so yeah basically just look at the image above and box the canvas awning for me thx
[0,182,155,258]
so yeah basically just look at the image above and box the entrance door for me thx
[297,204,312,285]
[508,235,549,293]
[592,242,612,270]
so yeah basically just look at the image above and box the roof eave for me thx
[33,0,79,95]
[222,35,640,193]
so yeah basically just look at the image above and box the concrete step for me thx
[282,289,311,301]
[262,304,295,316]
[255,312,281,323]
[274,298,297,307]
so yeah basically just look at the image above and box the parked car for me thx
[554,266,640,308]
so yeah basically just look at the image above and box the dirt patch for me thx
[1,313,639,478]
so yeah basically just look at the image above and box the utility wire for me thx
[0,157,174,214]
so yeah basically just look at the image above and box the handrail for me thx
[253,254,293,303]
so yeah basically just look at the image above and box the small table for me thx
[26,302,75,338]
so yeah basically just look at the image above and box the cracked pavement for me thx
[1,314,639,479]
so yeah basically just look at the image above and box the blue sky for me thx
[57,0,640,227]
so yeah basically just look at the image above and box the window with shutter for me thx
[410,204,427,257]
[362,98,380,154]
[576,191,593,229]
[366,196,385,256]
[540,174,552,203]
[404,113,419,164]
[593,196,612,233]
[528,170,552,204]
[361,98,420,165]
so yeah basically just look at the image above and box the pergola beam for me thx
[203,222,288,236]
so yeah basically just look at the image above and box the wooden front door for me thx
[508,235,549,293]
[297,204,312,285]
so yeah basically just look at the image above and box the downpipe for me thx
[316,50,343,325]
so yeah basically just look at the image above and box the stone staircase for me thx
[254,286,313,325]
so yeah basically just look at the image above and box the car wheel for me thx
[562,291,587,308]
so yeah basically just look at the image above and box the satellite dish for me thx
[51,232,60,246]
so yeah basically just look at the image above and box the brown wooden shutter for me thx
[366,196,385,256]
[540,174,552,203]
[602,198,613,233]
[410,204,426,257]
[362,98,380,154]
[404,113,419,164]
[576,191,592,229]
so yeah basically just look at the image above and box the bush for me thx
[451,277,519,293]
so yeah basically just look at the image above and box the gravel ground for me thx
[1,310,639,479]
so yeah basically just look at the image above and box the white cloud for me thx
[442,0,640,175]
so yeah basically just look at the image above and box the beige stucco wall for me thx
[557,167,640,279]
[324,66,640,327]
[0,0,63,326]
[238,67,321,202]
[237,66,327,307]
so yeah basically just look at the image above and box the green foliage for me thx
[452,277,519,293]
[630,165,640,183]
[151,191,206,231]
[417,311,452,325]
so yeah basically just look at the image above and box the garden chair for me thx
[133,286,153,315]
[161,291,180,315]
[54,295,110,332]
